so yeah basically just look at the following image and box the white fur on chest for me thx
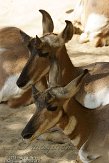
[0,73,24,102]
[84,87,109,109]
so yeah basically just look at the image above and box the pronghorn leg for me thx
[37,127,69,144]
[95,36,109,47]
[88,32,108,47]
[79,31,109,47]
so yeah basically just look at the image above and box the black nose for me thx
[21,117,37,139]
[21,130,33,139]
[16,79,27,88]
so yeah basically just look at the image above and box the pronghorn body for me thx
[71,0,109,46]
[75,64,109,109]
[21,60,109,163]
[0,27,47,108]
[0,27,29,107]
[31,97,109,163]
[16,10,109,162]
[17,10,109,109]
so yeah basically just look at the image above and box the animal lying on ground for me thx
[17,10,109,111]
[0,9,79,108]
[0,25,48,108]
[21,58,109,163]
[15,10,109,162]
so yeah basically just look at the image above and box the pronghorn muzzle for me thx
[21,111,40,139]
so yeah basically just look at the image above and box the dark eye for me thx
[39,52,49,57]
[47,104,58,111]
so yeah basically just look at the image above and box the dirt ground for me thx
[1,0,109,163]
[0,103,78,163]
[1,35,109,163]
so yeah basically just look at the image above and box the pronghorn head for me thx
[16,9,73,89]
[21,56,88,139]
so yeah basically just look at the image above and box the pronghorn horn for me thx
[59,20,73,43]
[39,9,54,35]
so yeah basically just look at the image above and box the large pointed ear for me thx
[50,69,88,99]
[59,20,73,43]
[39,9,54,35]
[20,30,31,46]
[35,35,43,48]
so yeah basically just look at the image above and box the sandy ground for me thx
[0,104,78,163]
[1,0,109,163]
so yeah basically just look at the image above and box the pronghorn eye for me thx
[47,105,58,111]
[39,52,49,57]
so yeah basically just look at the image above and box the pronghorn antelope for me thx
[70,0,109,46]
[17,10,109,110]
[0,26,48,108]
[21,59,109,163]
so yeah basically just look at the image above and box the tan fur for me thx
[17,10,109,109]
[25,79,109,162]
[72,0,109,46]
[0,27,47,108]
[0,27,27,87]
[19,9,109,163]
[21,84,109,162]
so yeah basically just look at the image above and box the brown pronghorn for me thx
[0,27,31,107]
[0,9,77,108]
[17,10,109,110]
[0,21,52,108]
[70,0,109,46]
[21,59,109,163]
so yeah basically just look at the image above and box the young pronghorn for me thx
[21,58,109,163]
[71,0,109,46]
[17,10,109,110]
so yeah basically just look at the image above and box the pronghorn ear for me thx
[28,35,42,51]
[20,30,31,46]
[39,9,54,35]
[59,20,73,43]
[50,69,88,99]
[36,35,43,47]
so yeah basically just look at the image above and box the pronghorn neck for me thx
[57,46,82,86]
[58,98,93,148]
